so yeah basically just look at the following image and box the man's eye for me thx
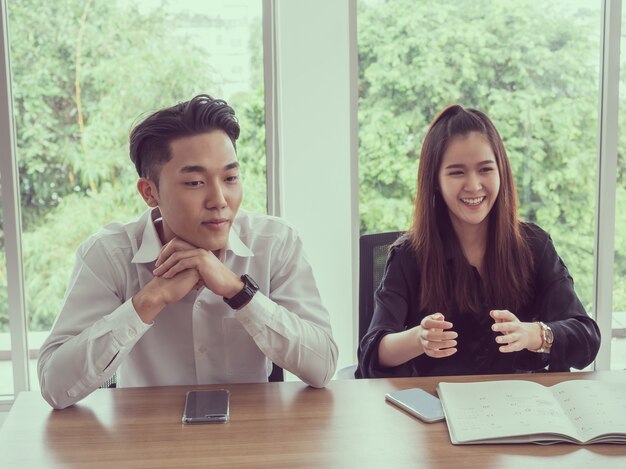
[184,181,203,186]
[225,175,240,183]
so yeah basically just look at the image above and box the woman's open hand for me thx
[490,310,542,352]
[417,313,458,358]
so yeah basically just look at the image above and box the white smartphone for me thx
[385,387,445,423]
[182,389,230,424]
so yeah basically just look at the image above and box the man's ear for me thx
[137,178,159,208]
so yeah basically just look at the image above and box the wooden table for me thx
[1,371,625,468]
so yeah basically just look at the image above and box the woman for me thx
[357,105,600,378]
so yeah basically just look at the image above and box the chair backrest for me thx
[100,374,117,388]
[358,231,403,344]
[268,362,284,382]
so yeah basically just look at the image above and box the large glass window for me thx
[358,0,601,315]
[0,0,264,391]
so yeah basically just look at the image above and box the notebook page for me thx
[551,380,626,443]
[438,380,579,443]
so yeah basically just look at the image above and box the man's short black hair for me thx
[129,94,240,183]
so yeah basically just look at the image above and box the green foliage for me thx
[357,0,625,312]
[235,94,267,215]
[1,0,625,335]
[8,0,213,228]
[0,0,266,331]
[230,18,267,214]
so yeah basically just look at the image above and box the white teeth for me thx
[461,197,484,206]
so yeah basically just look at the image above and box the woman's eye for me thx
[448,171,463,176]
[480,167,494,173]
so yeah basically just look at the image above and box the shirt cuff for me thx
[513,349,549,371]
[234,292,275,337]
[107,298,153,345]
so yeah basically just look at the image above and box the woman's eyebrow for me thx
[444,159,495,170]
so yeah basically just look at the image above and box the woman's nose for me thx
[464,173,482,192]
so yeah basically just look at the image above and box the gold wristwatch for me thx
[531,321,553,353]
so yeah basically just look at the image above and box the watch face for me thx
[545,327,554,344]
[243,274,259,291]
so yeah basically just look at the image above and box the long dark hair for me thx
[129,94,240,184]
[409,104,533,315]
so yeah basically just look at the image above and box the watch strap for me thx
[223,274,259,310]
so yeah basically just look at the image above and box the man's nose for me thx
[205,182,227,209]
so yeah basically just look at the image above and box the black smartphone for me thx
[182,389,230,424]
[385,387,445,423]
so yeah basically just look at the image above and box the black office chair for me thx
[268,362,284,382]
[358,231,404,344]
[336,231,403,379]
[100,374,117,388]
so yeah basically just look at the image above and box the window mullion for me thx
[0,0,30,394]
[594,0,622,370]
[263,0,282,217]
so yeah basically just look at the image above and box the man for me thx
[38,95,338,409]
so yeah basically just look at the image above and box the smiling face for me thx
[137,130,243,253]
[437,132,500,235]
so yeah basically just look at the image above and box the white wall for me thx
[274,0,358,371]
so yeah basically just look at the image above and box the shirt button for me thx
[198,345,207,354]
[67,390,77,397]
[128,328,137,338]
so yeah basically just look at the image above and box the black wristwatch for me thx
[223,274,259,310]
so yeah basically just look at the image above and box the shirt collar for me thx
[131,208,254,264]
[227,216,254,258]
[131,209,162,264]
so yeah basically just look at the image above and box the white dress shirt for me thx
[38,208,338,409]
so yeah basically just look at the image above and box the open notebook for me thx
[436,379,626,445]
